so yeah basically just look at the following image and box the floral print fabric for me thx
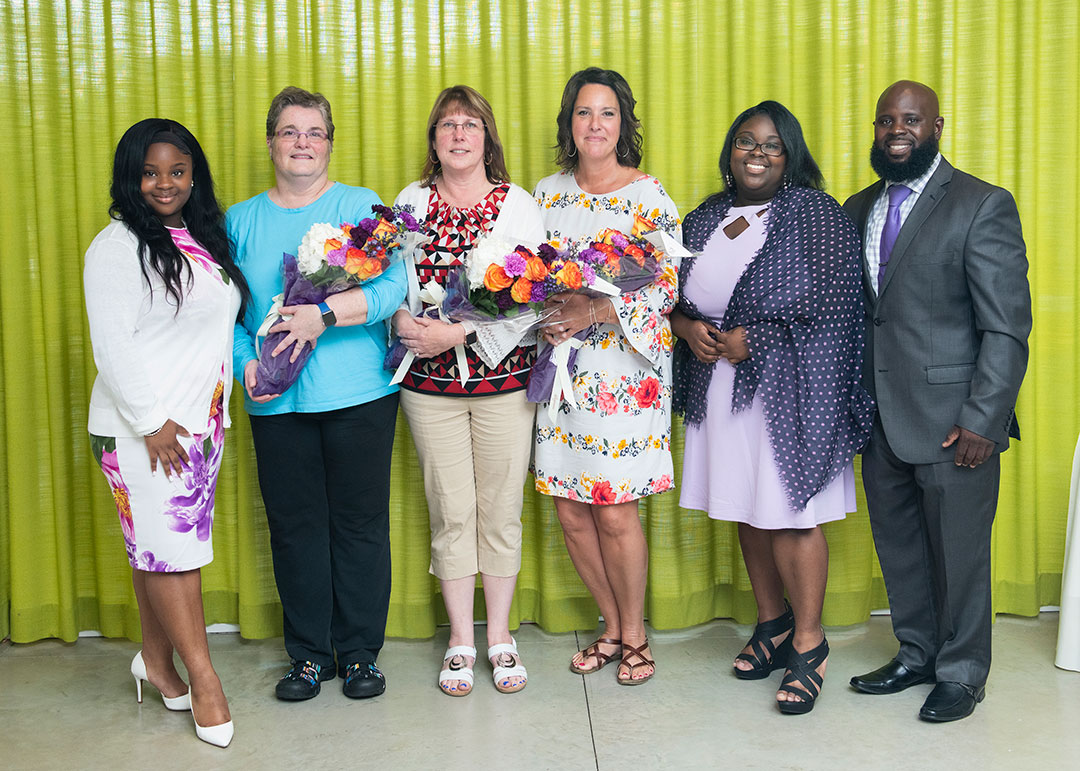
[532,172,681,503]
[90,379,225,572]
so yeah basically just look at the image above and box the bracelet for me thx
[145,424,165,437]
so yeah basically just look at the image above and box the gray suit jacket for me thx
[843,157,1031,464]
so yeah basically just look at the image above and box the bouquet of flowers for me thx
[252,204,424,396]
[527,224,687,419]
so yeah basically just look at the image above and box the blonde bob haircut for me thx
[421,85,510,187]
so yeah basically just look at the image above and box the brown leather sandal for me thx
[616,640,655,686]
[570,637,622,674]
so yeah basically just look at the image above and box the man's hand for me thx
[942,425,995,468]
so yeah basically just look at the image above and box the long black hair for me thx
[109,118,250,317]
[707,100,825,206]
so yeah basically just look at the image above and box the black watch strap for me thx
[464,329,478,346]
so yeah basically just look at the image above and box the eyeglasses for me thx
[434,120,485,136]
[275,129,330,143]
[733,136,784,157]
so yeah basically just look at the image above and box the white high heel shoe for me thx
[193,714,234,748]
[130,651,191,711]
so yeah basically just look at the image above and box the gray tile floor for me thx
[0,614,1077,770]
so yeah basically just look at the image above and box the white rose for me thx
[465,232,516,289]
[297,222,346,274]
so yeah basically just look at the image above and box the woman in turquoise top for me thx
[228,87,407,702]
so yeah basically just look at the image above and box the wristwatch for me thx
[464,329,478,345]
[318,301,336,327]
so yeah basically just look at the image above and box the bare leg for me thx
[438,575,477,694]
[733,523,791,672]
[131,568,187,697]
[142,570,230,726]
[555,498,622,669]
[481,573,524,689]
[591,501,653,682]
[771,527,829,703]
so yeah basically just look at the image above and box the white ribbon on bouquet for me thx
[390,280,470,388]
[545,335,585,423]
[254,292,289,357]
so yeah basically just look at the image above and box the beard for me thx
[870,136,939,182]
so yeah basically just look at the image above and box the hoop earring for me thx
[617,139,630,159]
[567,143,577,158]
[484,153,492,165]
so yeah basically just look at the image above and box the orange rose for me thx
[354,256,385,281]
[554,261,583,290]
[372,219,396,237]
[484,263,513,291]
[624,243,646,266]
[324,238,343,255]
[524,256,549,282]
[631,213,657,237]
[510,277,533,303]
[595,228,617,244]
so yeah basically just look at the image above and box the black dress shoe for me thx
[849,659,932,694]
[342,662,386,699]
[276,660,336,701]
[919,681,984,722]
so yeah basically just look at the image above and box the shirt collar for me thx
[886,152,942,197]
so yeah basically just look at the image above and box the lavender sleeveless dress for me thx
[678,205,855,529]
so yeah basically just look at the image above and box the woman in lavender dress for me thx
[671,102,873,713]
[84,119,250,747]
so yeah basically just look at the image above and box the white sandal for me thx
[488,639,527,694]
[438,645,476,697]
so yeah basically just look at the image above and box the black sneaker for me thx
[275,660,335,701]
[341,662,386,699]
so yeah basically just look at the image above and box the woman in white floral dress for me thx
[533,67,680,685]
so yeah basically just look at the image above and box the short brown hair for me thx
[266,86,335,143]
[421,86,509,186]
[555,68,642,171]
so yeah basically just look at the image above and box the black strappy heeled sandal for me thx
[733,602,794,680]
[777,635,829,714]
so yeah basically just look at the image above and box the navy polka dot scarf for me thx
[674,186,875,510]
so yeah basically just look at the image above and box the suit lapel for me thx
[878,158,955,298]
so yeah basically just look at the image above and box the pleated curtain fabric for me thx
[1,0,1077,642]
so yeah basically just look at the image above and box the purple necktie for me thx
[878,183,913,289]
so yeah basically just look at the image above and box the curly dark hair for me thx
[710,101,824,204]
[554,67,643,171]
[109,118,250,318]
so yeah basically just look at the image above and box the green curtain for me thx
[2,0,1076,642]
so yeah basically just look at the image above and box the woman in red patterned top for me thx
[392,86,545,697]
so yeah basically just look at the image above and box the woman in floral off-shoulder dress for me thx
[533,67,681,686]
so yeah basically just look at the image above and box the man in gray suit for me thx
[843,81,1031,722]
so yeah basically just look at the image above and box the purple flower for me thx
[503,252,527,277]
[326,247,347,267]
[164,434,222,542]
[610,232,629,250]
[579,247,603,264]
[537,243,559,261]
[530,283,547,303]
[399,209,419,231]
[495,289,515,310]
[582,264,597,284]
[371,204,394,219]
[358,218,377,235]
[136,551,178,572]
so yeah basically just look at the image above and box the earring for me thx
[484,153,492,165]
[724,172,735,188]
[567,143,577,158]
[617,139,629,159]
